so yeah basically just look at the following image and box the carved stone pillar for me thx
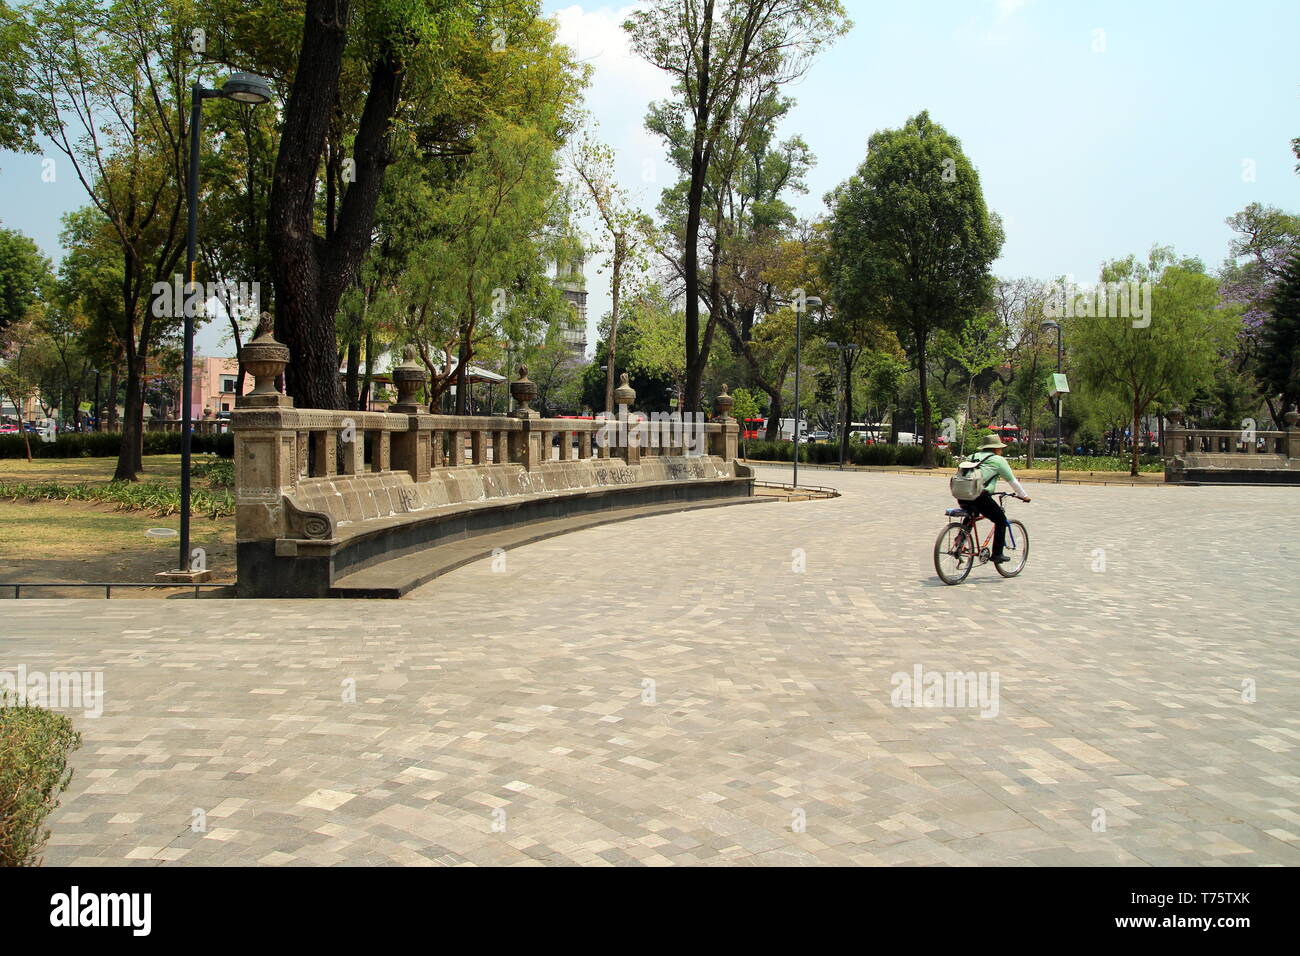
[390,347,430,482]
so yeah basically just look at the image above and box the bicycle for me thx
[932,492,1029,585]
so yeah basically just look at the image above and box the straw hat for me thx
[979,436,1007,450]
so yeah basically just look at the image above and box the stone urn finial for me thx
[238,311,291,407]
[714,383,734,421]
[511,364,539,418]
[1285,404,1299,428]
[1166,407,1185,426]
[254,310,274,338]
[391,344,428,411]
[613,371,636,408]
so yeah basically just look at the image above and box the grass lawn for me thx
[0,455,234,590]
[0,453,189,484]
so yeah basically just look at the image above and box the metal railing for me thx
[754,479,840,498]
[1,582,230,599]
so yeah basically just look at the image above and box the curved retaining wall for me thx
[237,456,753,598]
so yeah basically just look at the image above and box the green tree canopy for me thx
[825,110,1004,465]
[1070,249,1241,475]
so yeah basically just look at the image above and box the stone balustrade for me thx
[1162,407,1300,483]
[230,327,751,597]
[144,419,230,434]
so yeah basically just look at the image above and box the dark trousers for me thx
[959,491,1007,556]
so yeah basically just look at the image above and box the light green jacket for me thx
[974,452,1027,496]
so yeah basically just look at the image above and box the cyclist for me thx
[958,436,1031,563]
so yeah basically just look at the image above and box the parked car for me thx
[0,423,18,434]
[807,430,831,443]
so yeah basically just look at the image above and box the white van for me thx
[777,418,808,441]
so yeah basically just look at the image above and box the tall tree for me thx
[1259,251,1300,417]
[825,111,1004,466]
[0,316,46,459]
[1218,202,1300,426]
[20,0,194,479]
[625,0,848,413]
[0,225,49,337]
[1071,249,1241,476]
[568,126,655,412]
[263,1,583,408]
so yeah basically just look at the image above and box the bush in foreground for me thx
[0,697,82,867]
[0,432,233,460]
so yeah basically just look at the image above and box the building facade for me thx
[554,256,588,357]
[193,356,249,417]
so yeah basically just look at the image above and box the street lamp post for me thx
[1040,319,1063,484]
[172,71,271,579]
[793,296,822,489]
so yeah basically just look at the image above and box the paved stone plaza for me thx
[4,467,1298,866]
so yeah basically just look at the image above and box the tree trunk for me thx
[683,155,705,413]
[1131,398,1142,477]
[113,353,145,481]
[360,330,374,411]
[454,339,469,415]
[605,245,623,413]
[917,333,934,467]
[269,0,401,411]
[345,339,360,409]
[107,362,120,431]
[765,390,782,442]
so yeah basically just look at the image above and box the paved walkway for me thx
[4,467,1297,866]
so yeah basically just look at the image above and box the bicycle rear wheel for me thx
[995,519,1029,577]
[934,522,973,585]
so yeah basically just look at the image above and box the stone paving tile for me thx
[2,469,1298,866]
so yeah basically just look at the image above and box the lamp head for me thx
[1040,319,1060,331]
[220,72,272,105]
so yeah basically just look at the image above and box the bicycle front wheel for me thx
[996,519,1029,577]
[934,522,973,585]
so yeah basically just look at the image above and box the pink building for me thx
[191,356,251,419]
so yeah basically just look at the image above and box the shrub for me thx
[191,455,235,487]
[1003,454,1163,473]
[743,439,952,468]
[0,431,233,460]
[0,697,82,867]
[0,480,236,517]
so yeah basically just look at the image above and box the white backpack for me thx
[949,453,991,500]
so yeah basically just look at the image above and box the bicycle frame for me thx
[957,506,1018,559]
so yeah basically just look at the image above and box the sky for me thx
[1,0,1296,358]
